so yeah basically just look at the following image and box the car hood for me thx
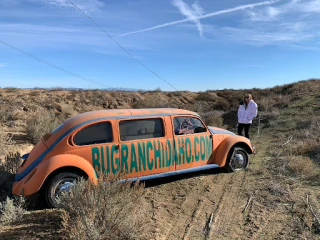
[208,126,236,135]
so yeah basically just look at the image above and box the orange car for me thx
[12,108,255,207]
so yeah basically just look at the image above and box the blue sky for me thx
[0,0,319,91]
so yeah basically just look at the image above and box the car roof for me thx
[54,108,199,136]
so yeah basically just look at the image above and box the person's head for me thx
[244,93,252,104]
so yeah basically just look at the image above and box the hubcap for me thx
[53,179,76,202]
[230,152,246,170]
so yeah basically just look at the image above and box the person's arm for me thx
[238,106,242,122]
[248,102,258,121]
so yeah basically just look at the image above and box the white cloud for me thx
[172,0,205,37]
[29,0,105,13]
[298,0,320,13]
[0,63,6,68]
[0,23,154,53]
[247,0,320,22]
[232,0,320,49]
[207,19,320,50]
[117,0,278,38]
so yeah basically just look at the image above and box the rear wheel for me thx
[44,172,83,208]
[225,147,249,172]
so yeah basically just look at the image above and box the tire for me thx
[225,147,249,172]
[44,172,82,208]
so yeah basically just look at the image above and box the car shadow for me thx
[143,168,223,188]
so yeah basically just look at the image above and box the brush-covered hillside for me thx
[0,79,319,240]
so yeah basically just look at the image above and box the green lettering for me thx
[92,147,100,177]
[195,137,200,162]
[179,138,185,164]
[200,136,206,161]
[206,136,213,158]
[121,144,129,173]
[106,146,111,174]
[147,142,154,170]
[174,139,179,165]
[166,140,172,167]
[111,145,120,175]
[185,138,192,163]
[154,140,161,169]
[138,142,147,172]
[131,144,138,173]
[100,146,106,173]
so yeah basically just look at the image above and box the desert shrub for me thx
[212,98,230,111]
[4,87,19,92]
[152,87,162,92]
[288,119,320,164]
[195,92,218,102]
[60,104,76,118]
[221,110,238,128]
[0,196,25,225]
[132,96,178,109]
[272,155,317,179]
[60,174,147,240]
[0,152,21,202]
[0,132,14,157]
[201,111,224,127]
[191,101,212,113]
[26,110,65,144]
[285,155,317,177]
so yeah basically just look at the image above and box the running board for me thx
[120,164,220,183]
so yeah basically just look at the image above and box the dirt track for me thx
[142,165,253,240]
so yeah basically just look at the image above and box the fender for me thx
[213,136,253,167]
[13,154,97,196]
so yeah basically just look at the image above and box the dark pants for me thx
[238,123,251,139]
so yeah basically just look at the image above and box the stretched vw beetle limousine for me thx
[13,108,255,207]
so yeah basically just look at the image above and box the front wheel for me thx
[44,172,82,208]
[225,147,249,172]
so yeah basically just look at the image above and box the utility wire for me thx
[67,0,178,91]
[0,39,111,89]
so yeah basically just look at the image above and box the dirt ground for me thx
[2,139,318,240]
[0,83,319,239]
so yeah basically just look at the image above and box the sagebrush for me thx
[26,110,65,144]
[60,174,148,240]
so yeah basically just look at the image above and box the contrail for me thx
[117,0,279,38]
[172,0,205,37]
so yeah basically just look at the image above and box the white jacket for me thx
[238,100,258,124]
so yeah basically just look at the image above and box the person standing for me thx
[237,93,258,139]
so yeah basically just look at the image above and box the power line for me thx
[0,39,111,89]
[67,0,178,91]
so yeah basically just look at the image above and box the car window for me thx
[74,122,113,146]
[174,117,207,135]
[120,118,164,141]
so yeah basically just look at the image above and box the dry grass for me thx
[132,95,178,109]
[60,174,148,240]
[200,111,224,127]
[26,110,65,144]
[59,104,76,118]
[275,155,318,178]
[0,80,319,239]
[0,152,26,226]
[0,132,14,158]
[0,152,21,202]
[0,197,26,225]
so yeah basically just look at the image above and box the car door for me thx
[118,117,175,179]
[172,115,213,171]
